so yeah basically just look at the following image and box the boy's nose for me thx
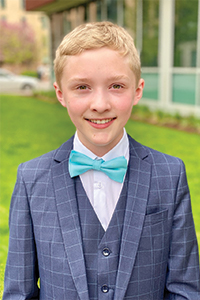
[90,90,111,113]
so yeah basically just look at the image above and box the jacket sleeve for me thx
[164,160,200,299]
[3,164,40,300]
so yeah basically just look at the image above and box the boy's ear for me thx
[133,78,145,106]
[53,82,67,108]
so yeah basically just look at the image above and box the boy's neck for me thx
[74,129,129,160]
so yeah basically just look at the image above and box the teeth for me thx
[90,119,113,124]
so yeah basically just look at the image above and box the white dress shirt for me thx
[73,129,129,231]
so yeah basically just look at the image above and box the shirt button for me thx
[102,247,111,257]
[97,182,102,189]
[101,285,109,293]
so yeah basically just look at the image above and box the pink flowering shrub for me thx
[0,20,37,64]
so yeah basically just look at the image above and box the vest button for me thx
[102,247,111,257]
[101,285,109,293]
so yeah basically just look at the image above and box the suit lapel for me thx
[52,138,89,300]
[114,137,151,300]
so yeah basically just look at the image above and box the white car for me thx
[0,68,39,93]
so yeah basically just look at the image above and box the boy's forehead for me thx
[62,47,131,70]
[61,49,135,82]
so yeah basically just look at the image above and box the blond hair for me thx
[54,21,141,88]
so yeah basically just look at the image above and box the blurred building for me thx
[26,0,200,117]
[0,0,50,67]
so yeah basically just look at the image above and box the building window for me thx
[0,0,6,8]
[124,0,137,40]
[107,0,117,22]
[21,0,25,10]
[174,0,198,67]
[140,0,159,67]
[96,0,102,21]
[40,16,48,29]
[142,72,159,100]
[172,74,196,105]
[64,11,72,34]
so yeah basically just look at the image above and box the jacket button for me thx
[102,247,111,257]
[101,285,109,293]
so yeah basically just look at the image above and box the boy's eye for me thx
[112,84,122,89]
[77,85,88,90]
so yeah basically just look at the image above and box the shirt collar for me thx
[73,128,129,162]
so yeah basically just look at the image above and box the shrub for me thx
[21,71,38,78]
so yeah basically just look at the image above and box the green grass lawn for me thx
[0,94,200,296]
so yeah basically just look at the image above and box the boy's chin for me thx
[82,135,123,156]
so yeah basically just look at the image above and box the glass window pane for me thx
[141,0,159,67]
[172,74,196,105]
[142,73,159,100]
[174,0,198,67]
[107,0,117,22]
[124,0,137,40]
[96,0,102,21]
[1,0,5,8]
[64,12,71,34]
[21,0,25,9]
[40,16,48,29]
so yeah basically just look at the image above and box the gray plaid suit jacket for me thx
[3,135,200,299]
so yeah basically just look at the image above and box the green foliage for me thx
[131,105,200,134]
[0,95,200,295]
[21,71,38,78]
[174,0,198,67]
[33,89,57,102]
[0,264,4,299]
[175,0,198,43]
[140,0,159,66]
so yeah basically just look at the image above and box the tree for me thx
[0,20,38,65]
[174,0,198,67]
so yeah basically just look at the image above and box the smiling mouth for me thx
[86,118,116,124]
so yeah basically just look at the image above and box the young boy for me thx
[3,21,200,300]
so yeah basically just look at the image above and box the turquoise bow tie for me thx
[69,150,127,183]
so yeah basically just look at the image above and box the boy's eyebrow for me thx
[108,75,130,81]
[68,74,130,84]
[68,77,92,84]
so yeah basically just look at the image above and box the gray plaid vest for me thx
[75,176,128,300]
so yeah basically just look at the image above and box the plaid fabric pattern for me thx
[3,135,200,300]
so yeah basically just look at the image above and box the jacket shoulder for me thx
[18,136,74,176]
[128,135,183,166]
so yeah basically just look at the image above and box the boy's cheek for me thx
[116,99,134,112]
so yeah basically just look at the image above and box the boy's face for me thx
[54,47,144,156]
